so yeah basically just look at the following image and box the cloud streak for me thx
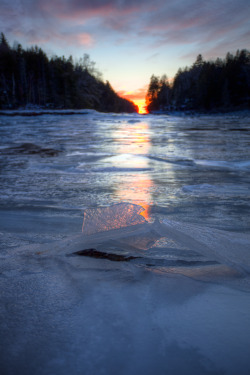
[118,86,148,102]
[141,0,249,49]
[1,0,249,55]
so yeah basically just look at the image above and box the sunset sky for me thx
[1,0,249,112]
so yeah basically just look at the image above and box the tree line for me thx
[146,50,250,113]
[0,33,138,113]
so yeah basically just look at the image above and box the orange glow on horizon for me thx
[118,89,148,114]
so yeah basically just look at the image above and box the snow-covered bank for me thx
[0,109,96,116]
[150,109,250,117]
[1,205,250,375]
[0,108,144,117]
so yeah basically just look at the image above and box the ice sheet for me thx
[1,108,250,375]
[1,211,250,375]
[1,204,250,374]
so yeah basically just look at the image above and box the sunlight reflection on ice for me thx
[111,121,153,220]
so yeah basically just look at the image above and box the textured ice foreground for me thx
[1,204,250,375]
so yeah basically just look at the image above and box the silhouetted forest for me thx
[0,33,138,113]
[146,50,250,113]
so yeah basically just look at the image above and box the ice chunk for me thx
[82,203,146,235]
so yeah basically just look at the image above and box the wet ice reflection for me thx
[110,121,153,220]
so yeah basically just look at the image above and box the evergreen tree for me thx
[146,75,160,111]
[146,50,250,113]
[0,33,137,112]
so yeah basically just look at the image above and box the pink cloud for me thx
[39,0,141,24]
[12,28,94,48]
[75,33,94,47]
[1,0,249,59]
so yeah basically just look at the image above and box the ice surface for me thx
[194,159,250,170]
[1,112,250,234]
[182,183,250,198]
[1,111,250,374]
[1,207,250,375]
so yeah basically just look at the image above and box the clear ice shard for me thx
[82,203,146,235]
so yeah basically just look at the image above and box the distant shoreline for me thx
[0,108,249,117]
[149,108,250,116]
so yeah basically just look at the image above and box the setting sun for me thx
[133,99,148,114]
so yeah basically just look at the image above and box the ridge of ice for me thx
[162,219,250,273]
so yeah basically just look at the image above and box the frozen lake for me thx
[0,111,250,247]
[0,111,250,374]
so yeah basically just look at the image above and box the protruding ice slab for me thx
[82,202,146,235]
